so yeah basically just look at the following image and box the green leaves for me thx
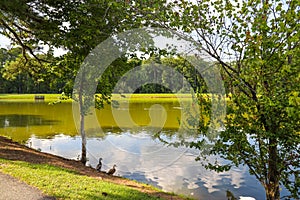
[159,0,300,198]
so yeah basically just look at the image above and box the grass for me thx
[0,158,163,200]
[0,94,68,103]
[0,93,196,104]
[112,93,193,103]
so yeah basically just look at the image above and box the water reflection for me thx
[0,102,291,199]
[27,132,267,200]
[0,114,60,127]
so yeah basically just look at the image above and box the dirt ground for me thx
[0,136,186,200]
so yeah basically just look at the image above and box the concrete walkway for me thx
[0,172,55,200]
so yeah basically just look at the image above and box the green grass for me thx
[0,159,162,200]
[0,94,60,99]
[0,93,196,104]
[0,94,69,103]
[112,93,194,103]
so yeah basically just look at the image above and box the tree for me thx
[1,50,64,93]
[142,0,300,199]
[1,0,155,164]
[54,1,143,164]
[0,0,63,62]
[0,0,119,163]
[0,47,21,92]
[161,56,207,93]
[113,56,207,94]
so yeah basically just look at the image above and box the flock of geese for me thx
[96,158,116,175]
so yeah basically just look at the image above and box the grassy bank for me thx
[0,158,162,200]
[0,93,195,103]
[0,136,190,200]
[112,93,193,103]
[0,94,65,102]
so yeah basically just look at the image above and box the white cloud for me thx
[0,34,11,48]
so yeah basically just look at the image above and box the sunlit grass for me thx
[112,93,193,103]
[0,158,162,200]
[0,94,71,103]
[0,93,218,100]
[0,94,60,99]
[0,93,196,103]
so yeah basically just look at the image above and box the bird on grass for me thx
[107,164,117,175]
[96,158,102,172]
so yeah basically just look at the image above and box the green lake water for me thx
[1,101,287,200]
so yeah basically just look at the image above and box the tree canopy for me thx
[148,0,300,199]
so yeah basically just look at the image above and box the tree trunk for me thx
[80,110,87,164]
[265,138,280,200]
[79,71,87,165]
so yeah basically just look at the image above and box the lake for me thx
[0,101,290,199]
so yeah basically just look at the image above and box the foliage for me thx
[1,0,146,164]
[1,53,208,95]
[1,50,65,93]
[0,47,21,92]
[115,56,207,94]
[140,0,300,199]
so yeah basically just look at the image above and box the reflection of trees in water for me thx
[0,114,60,127]
[84,128,110,139]
[226,190,238,200]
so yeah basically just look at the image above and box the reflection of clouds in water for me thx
[83,133,258,199]
[105,131,165,155]
[186,180,199,190]
[202,171,224,193]
[142,150,200,192]
[240,197,256,200]
[88,138,132,172]
[201,167,246,193]
[88,132,187,173]
[230,167,247,189]
[29,132,267,200]
[196,156,248,193]
[138,142,187,172]
[28,134,81,160]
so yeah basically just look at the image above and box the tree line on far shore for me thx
[0,47,207,94]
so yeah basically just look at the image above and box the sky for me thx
[0,33,67,57]
[0,34,11,48]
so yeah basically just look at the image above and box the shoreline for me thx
[0,136,191,200]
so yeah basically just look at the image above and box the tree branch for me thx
[0,19,49,63]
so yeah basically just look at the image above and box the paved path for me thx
[0,172,55,200]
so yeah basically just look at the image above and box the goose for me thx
[96,158,102,172]
[107,164,117,175]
